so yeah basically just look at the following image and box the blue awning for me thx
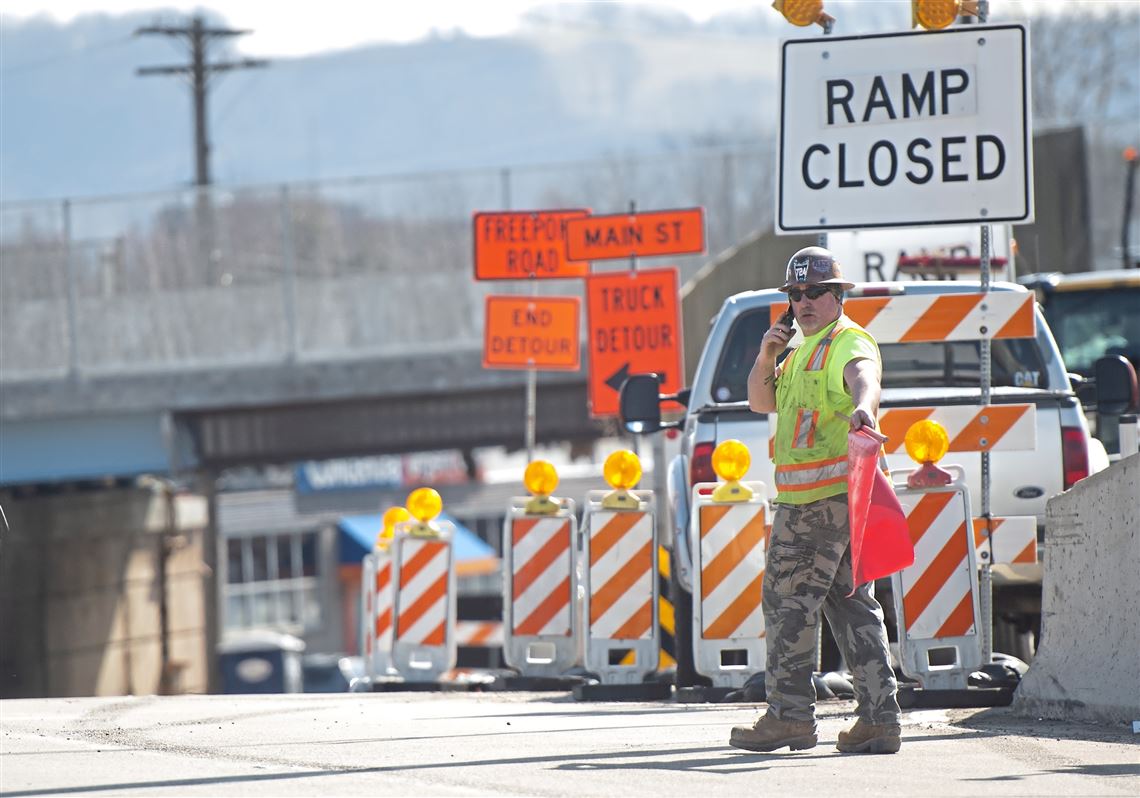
[337,512,497,574]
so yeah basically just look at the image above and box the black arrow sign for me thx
[605,363,667,393]
[604,363,631,393]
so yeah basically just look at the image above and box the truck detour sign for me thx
[473,210,590,280]
[586,268,682,418]
[777,24,1033,232]
[483,296,581,371]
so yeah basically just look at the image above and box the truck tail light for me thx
[1061,426,1090,490]
[690,441,716,486]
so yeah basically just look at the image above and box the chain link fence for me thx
[0,145,776,380]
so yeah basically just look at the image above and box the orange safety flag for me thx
[847,428,914,594]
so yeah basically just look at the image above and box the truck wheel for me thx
[670,549,710,688]
[992,614,1037,662]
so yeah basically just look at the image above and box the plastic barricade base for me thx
[573,681,673,702]
[897,685,1013,709]
[673,685,737,704]
[370,679,478,693]
[497,674,590,692]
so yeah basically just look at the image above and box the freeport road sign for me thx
[586,268,682,418]
[777,24,1033,232]
[483,296,581,371]
[474,210,590,279]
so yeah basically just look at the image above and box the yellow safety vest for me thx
[773,315,879,504]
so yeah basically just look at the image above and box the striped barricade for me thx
[361,552,375,673]
[770,292,1036,345]
[768,404,1037,459]
[972,516,1037,567]
[689,481,770,688]
[455,621,503,648]
[580,489,660,687]
[502,498,580,678]
[370,551,396,678]
[389,524,457,682]
[891,477,983,691]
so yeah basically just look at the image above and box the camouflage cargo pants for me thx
[764,494,901,724]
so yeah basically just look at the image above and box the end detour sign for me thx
[586,268,682,418]
[483,296,581,371]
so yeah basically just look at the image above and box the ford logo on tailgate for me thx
[1014,485,1045,499]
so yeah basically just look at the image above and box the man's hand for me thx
[849,407,876,432]
[759,321,793,365]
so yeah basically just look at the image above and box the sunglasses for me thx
[787,285,835,302]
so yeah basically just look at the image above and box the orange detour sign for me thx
[564,208,705,262]
[483,296,581,371]
[473,209,590,280]
[586,268,683,417]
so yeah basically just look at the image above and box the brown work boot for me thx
[836,718,902,754]
[729,712,818,752]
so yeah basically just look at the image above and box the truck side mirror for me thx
[620,373,664,434]
[1094,355,1140,415]
[1068,372,1094,409]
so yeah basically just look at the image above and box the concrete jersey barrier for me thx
[1012,453,1139,725]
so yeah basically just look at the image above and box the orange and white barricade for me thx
[972,516,1037,568]
[502,498,580,677]
[361,552,375,672]
[389,523,458,682]
[891,473,983,690]
[769,292,1036,346]
[454,621,503,648]
[689,482,770,688]
[769,404,1037,460]
[368,551,396,678]
[580,489,659,684]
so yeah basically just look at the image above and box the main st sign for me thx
[777,24,1033,232]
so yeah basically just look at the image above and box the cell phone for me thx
[778,307,795,327]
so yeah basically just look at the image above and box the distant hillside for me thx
[0,4,908,201]
[1,4,1135,204]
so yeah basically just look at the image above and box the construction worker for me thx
[731,246,902,755]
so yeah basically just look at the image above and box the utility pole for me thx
[136,15,267,283]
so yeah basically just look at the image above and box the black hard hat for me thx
[779,246,855,291]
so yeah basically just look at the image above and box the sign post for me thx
[474,209,590,460]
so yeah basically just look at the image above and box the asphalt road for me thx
[2,692,1137,796]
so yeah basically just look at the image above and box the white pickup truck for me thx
[621,279,1109,685]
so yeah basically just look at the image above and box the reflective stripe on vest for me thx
[774,454,848,493]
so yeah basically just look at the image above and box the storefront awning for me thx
[337,512,498,576]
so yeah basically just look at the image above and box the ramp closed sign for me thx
[777,24,1033,232]
[586,268,682,418]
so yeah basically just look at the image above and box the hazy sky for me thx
[1,1,772,56]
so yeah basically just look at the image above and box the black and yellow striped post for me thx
[621,544,676,670]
